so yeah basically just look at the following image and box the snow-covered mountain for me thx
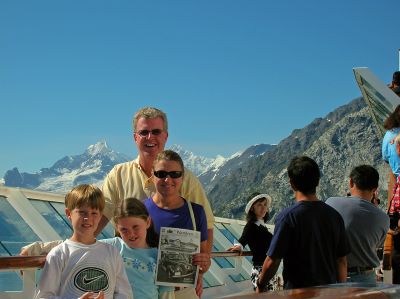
[3,141,130,193]
[169,144,226,176]
[2,141,229,193]
[198,144,276,191]
[3,140,276,195]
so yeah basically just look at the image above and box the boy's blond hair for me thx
[65,184,105,212]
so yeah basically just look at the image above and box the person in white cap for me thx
[228,192,275,291]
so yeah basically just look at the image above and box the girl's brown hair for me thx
[114,197,159,248]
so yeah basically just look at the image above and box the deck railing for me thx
[0,256,46,299]
[0,251,252,299]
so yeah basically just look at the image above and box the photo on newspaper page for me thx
[155,227,200,288]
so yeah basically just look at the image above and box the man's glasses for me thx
[136,129,163,137]
[153,170,183,179]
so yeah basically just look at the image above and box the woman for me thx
[144,150,210,298]
[228,192,278,291]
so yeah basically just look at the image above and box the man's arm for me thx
[336,256,347,283]
[99,167,119,236]
[256,256,281,293]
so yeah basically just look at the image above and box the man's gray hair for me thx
[132,107,168,132]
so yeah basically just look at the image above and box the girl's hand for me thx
[193,252,211,273]
[227,245,242,252]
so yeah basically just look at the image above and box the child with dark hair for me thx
[228,192,276,290]
[104,197,174,299]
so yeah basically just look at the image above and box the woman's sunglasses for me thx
[153,170,183,179]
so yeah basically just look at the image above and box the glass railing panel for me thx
[215,222,238,244]
[0,197,40,255]
[212,240,250,282]
[0,211,24,291]
[0,272,22,291]
[216,222,253,263]
[99,222,115,239]
[30,199,72,239]
[203,271,222,288]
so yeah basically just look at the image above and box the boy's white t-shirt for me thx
[35,239,133,299]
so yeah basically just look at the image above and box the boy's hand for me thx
[80,291,104,299]
[19,248,29,256]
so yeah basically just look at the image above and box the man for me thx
[326,165,389,283]
[257,156,348,291]
[98,107,215,251]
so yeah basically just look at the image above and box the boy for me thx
[35,184,133,299]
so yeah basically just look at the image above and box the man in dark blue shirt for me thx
[257,156,349,291]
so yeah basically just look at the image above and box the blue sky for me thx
[1,0,399,177]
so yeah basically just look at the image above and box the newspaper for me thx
[155,227,200,288]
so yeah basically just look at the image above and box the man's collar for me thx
[134,156,154,188]
[134,156,141,169]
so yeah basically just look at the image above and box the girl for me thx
[102,197,174,299]
[228,192,277,291]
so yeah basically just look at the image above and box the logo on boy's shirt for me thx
[74,267,109,292]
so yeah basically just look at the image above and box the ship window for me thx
[0,197,40,255]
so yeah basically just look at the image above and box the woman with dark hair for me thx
[144,149,210,299]
[227,192,278,291]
